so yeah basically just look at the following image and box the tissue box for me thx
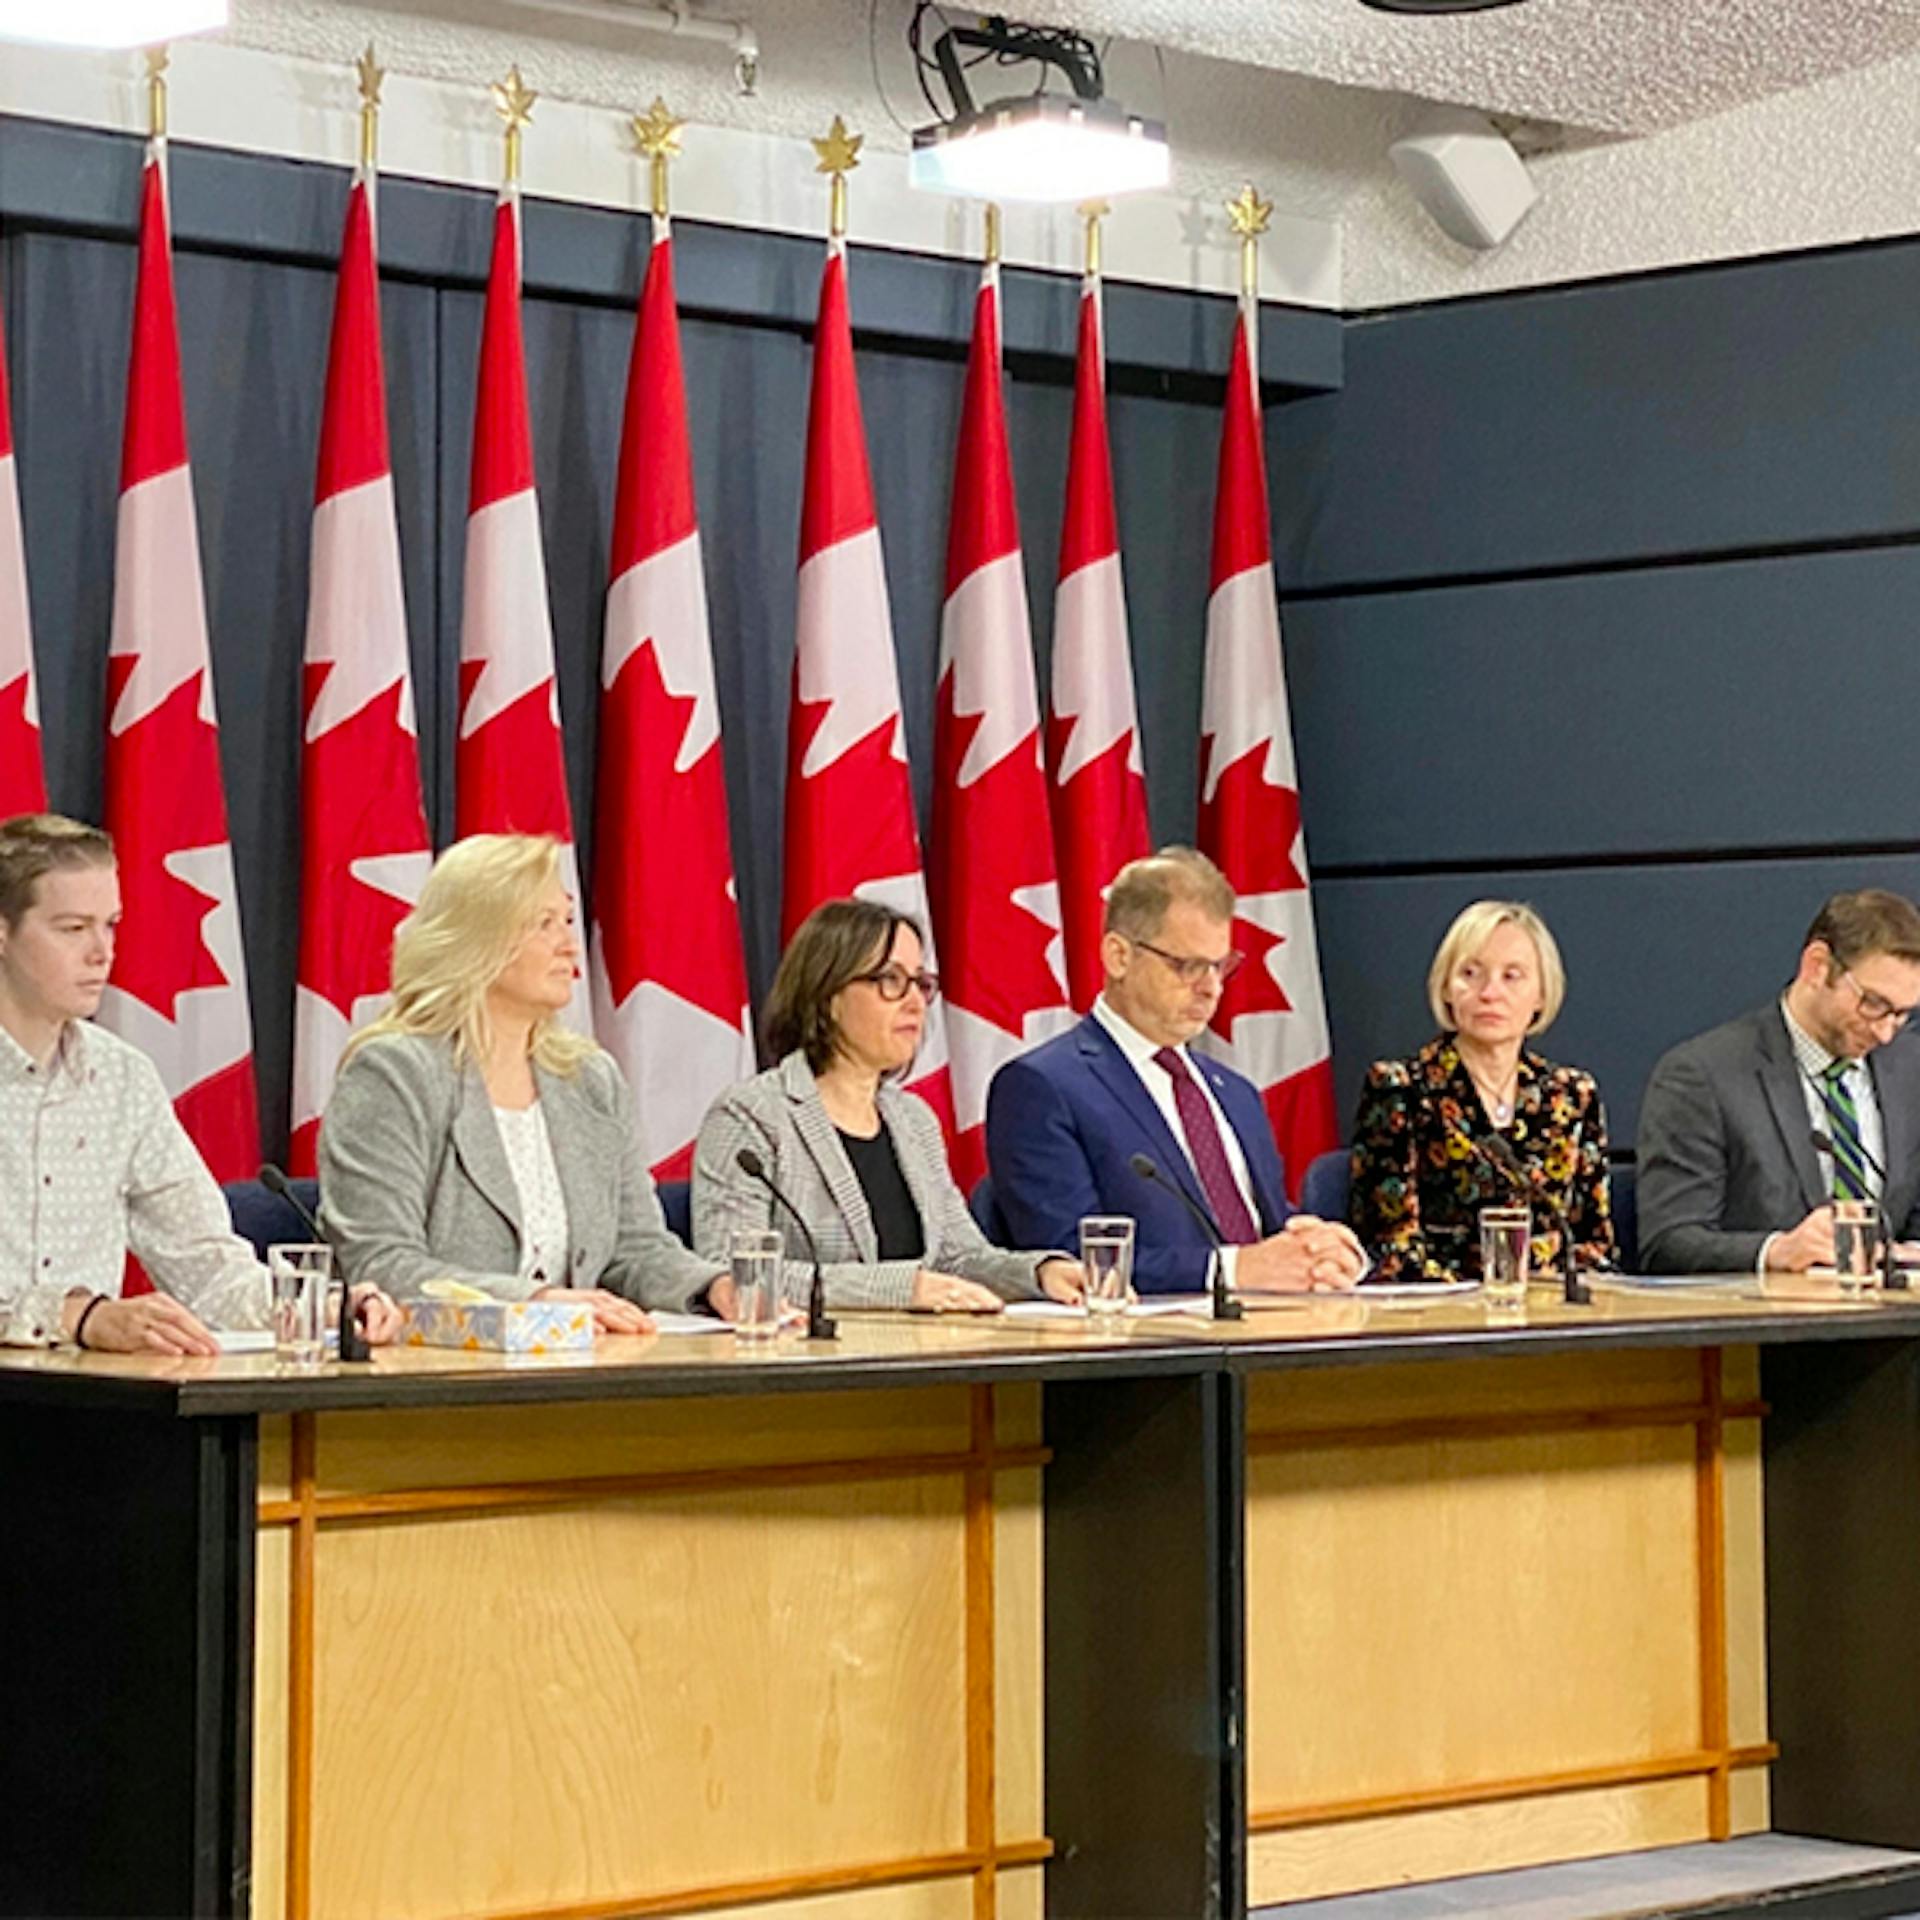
[403,1299,595,1354]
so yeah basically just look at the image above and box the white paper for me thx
[1004,1295,1212,1321]
[646,1311,735,1337]
[214,1330,275,1353]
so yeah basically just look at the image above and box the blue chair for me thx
[224,1178,320,1258]
[656,1178,693,1247]
[1610,1162,1639,1272]
[969,1175,1013,1244]
[1299,1150,1350,1224]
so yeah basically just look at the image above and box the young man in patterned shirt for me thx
[0,812,399,1351]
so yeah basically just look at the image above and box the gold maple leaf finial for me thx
[632,96,685,217]
[1226,183,1273,240]
[356,44,385,110]
[813,115,862,239]
[812,114,862,176]
[631,96,684,160]
[491,64,536,184]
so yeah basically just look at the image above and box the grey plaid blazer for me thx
[320,1032,721,1312]
[691,1051,1054,1309]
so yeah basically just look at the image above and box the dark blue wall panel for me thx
[1271,244,1920,589]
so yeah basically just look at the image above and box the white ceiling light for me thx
[907,9,1170,205]
[912,96,1169,203]
[0,0,227,49]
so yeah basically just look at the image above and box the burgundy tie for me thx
[1153,1047,1260,1244]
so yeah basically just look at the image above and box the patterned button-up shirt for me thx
[1,1018,269,1345]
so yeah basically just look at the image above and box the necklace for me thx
[1462,1057,1519,1128]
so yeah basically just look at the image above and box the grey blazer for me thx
[319,1032,719,1311]
[692,1051,1054,1309]
[1637,1003,1920,1273]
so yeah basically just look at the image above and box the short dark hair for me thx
[765,898,923,1074]
[0,814,115,928]
[1805,890,1920,971]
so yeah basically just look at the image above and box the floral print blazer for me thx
[1347,1036,1614,1284]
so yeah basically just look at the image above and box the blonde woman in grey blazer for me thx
[693,899,1083,1313]
[321,835,725,1328]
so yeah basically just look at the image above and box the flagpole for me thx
[1079,197,1107,280]
[1227,182,1273,359]
[984,201,1001,268]
[631,95,685,227]
[491,63,535,190]
[813,114,862,244]
[357,43,383,176]
[145,44,167,143]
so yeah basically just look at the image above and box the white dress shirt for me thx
[1092,995,1260,1276]
[0,1018,270,1345]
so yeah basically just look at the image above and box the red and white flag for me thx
[784,237,950,1127]
[289,168,432,1173]
[98,140,260,1180]
[931,257,1070,1187]
[0,285,45,819]
[591,212,752,1179]
[457,186,587,1024]
[1196,294,1338,1194]
[1048,268,1150,1010]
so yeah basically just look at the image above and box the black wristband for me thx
[73,1294,107,1350]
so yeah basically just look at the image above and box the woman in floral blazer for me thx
[1348,901,1613,1284]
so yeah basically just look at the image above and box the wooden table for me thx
[7,1286,1920,1920]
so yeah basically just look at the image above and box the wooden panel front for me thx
[1245,1346,1771,1902]
[254,1387,1046,1920]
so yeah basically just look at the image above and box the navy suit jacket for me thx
[985,1015,1291,1294]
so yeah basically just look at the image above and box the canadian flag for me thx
[457,185,587,1025]
[590,211,752,1179]
[1048,268,1150,1010]
[1196,292,1339,1194]
[931,258,1071,1188]
[0,284,45,819]
[97,140,260,1180]
[288,168,432,1173]
[784,237,950,1126]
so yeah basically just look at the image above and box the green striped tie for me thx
[1822,1059,1871,1202]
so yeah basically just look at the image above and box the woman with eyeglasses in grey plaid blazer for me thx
[693,899,1085,1313]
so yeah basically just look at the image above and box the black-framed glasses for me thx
[857,964,941,1004]
[1132,939,1244,988]
[1842,969,1920,1031]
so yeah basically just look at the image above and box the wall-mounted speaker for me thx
[1389,107,1539,249]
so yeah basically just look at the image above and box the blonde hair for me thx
[1427,900,1567,1035]
[347,834,597,1074]
[1105,846,1235,940]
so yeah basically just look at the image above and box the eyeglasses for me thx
[856,964,941,1004]
[1842,969,1920,1031]
[1132,939,1244,988]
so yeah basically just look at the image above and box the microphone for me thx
[1129,1152,1242,1321]
[1471,1134,1590,1305]
[1809,1125,1905,1292]
[735,1147,837,1340]
[259,1163,369,1361]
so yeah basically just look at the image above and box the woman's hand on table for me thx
[911,1270,1004,1313]
[348,1284,406,1346]
[534,1285,654,1336]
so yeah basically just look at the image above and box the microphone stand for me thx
[259,1162,369,1361]
[1129,1152,1243,1321]
[1473,1133,1590,1306]
[735,1148,838,1339]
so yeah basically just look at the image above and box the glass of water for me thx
[1478,1207,1531,1309]
[1079,1216,1135,1322]
[730,1229,785,1342]
[269,1244,332,1367]
[1833,1199,1882,1296]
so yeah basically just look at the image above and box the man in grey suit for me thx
[1638,889,1920,1273]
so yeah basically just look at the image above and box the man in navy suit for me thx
[986,848,1364,1295]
